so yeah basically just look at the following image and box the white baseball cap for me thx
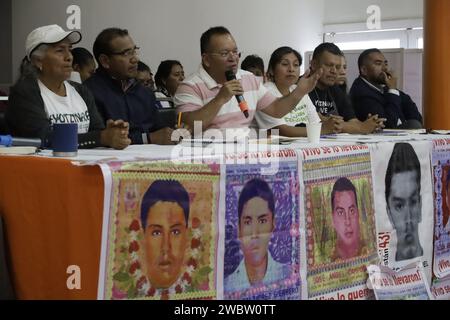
[25,24,82,59]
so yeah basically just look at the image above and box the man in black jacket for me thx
[350,48,423,129]
[85,28,175,145]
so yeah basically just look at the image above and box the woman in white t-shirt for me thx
[7,25,131,149]
[254,46,337,137]
[154,60,185,108]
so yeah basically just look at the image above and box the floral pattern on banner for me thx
[100,162,220,300]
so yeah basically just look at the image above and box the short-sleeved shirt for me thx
[309,86,356,121]
[254,82,321,129]
[38,80,90,133]
[174,65,276,130]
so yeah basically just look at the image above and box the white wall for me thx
[11,0,324,82]
[323,0,423,24]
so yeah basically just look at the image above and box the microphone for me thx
[225,70,249,118]
[0,135,43,148]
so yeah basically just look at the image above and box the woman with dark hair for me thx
[255,46,336,137]
[6,25,130,149]
[154,60,185,98]
[71,47,96,82]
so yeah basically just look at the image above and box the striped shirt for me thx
[174,65,276,130]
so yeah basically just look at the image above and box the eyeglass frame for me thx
[207,50,242,59]
[108,46,140,57]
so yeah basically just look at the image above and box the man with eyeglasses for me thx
[85,28,175,145]
[174,26,322,133]
[309,43,386,134]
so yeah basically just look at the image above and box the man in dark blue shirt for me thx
[85,28,175,144]
[350,48,423,129]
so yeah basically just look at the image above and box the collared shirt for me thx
[361,77,400,96]
[223,252,290,294]
[174,65,276,130]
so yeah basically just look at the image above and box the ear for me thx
[310,59,318,72]
[32,56,43,72]
[202,53,211,69]
[98,54,110,69]
[73,64,80,72]
[360,65,368,77]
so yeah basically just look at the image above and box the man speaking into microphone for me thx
[174,26,322,133]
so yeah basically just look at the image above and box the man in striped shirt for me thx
[174,26,322,133]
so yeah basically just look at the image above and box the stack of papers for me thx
[0,146,37,155]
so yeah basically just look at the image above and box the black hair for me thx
[238,178,275,224]
[140,180,190,230]
[93,27,129,65]
[200,26,231,54]
[385,143,421,201]
[241,55,265,73]
[312,42,343,61]
[71,47,94,68]
[331,177,358,210]
[137,61,151,73]
[358,48,382,73]
[267,46,302,81]
[154,60,182,89]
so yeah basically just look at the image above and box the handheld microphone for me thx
[0,135,42,148]
[225,70,249,118]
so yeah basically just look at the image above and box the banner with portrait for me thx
[222,149,302,300]
[370,141,433,283]
[431,138,450,279]
[300,144,378,300]
[97,161,221,300]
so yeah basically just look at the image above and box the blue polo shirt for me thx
[85,69,164,144]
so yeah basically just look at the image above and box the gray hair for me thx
[20,44,49,79]
[30,44,49,64]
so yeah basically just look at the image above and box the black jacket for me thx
[84,69,164,144]
[6,75,105,148]
[350,76,423,129]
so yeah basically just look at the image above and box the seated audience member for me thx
[85,28,175,145]
[309,43,385,134]
[350,49,423,129]
[155,60,185,97]
[137,61,163,108]
[174,26,321,133]
[71,47,96,83]
[154,60,185,108]
[336,55,348,93]
[254,46,341,137]
[241,54,266,83]
[6,25,130,149]
[136,61,155,91]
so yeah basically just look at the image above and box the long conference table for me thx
[0,135,447,300]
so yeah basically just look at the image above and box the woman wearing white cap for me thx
[6,24,131,149]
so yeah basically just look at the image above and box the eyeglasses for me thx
[208,50,241,59]
[109,46,140,57]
